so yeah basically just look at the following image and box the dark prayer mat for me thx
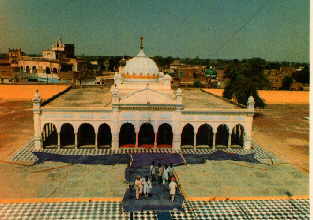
[183,150,260,164]
[130,153,185,168]
[32,152,130,165]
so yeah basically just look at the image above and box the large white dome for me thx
[124,49,159,76]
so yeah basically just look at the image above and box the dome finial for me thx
[140,36,144,49]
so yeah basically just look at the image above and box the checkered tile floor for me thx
[10,139,275,163]
[0,200,309,220]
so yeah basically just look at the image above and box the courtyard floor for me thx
[0,88,310,219]
[175,160,308,198]
[0,199,309,219]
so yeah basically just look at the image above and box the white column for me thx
[136,133,139,147]
[244,132,252,150]
[228,132,232,147]
[112,133,119,150]
[212,132,216,149]
[57,132,60,149]
[75,133,78,148]
[154,134,157,148]
[194,134,196,149]
[32,90,42,150]
[173,133,181,151]
[95,132,98,149]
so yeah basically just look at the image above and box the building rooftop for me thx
[182,88,239,110]
[44,87,112,108]
[43,87,239,110]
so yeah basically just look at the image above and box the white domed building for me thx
[32,38,255,152]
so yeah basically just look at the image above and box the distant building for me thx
[13,38,87,83]
[264,67,297,89]
[8,48,25,71]
[0,56,15,83]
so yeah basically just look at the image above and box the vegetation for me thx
[223,58,270,108]
[193,79,201,88]
[280,76,293,90]
[292,65,309,84]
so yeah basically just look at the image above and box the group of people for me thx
[134,176,152,200]
[134,161,178,202]
[150,162,174,185]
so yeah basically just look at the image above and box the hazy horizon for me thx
[0,0,309,62]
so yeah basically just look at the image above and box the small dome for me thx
[124,49,159,76]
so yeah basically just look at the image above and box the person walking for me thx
[150,161,156,181]
[158,163,164,184]
[168,163,174,182]
[169,177,178,202]
[134,176,142,200]
[162,164,169,184]
[143,176,152,198]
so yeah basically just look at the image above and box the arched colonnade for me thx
[41,122,246,149]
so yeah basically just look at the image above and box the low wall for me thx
[0,84,71,101]
[203,89,309,105]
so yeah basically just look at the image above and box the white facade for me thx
[33,47,254,151]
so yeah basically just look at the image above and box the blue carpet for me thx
[32,152,130,165]
[130,153,184,168]
[183,150,260,164]
[156,212,172,220]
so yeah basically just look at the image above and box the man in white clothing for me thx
[169,177,177,202]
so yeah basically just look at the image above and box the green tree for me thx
[280,76,293,90]
[292,65,309,84]
[223,58,269,108]
[193,79,201,88]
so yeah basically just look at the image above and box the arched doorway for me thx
[42,123,58,148]
[138,123,155,147]
[119,123,136,147]
[98,123,112,148]
[32,66,37,73]
[157,123,173,147]
[77,123,95,147]
[45,67,51,74]
[231,124,244,147]
[60,123,75,148]
[181,124,194,146]
[52,68,58,73]
[196,124,213,146]
[215,124,229,146]
[26,66,30,73]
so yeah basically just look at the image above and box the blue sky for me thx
[0,0,309,62]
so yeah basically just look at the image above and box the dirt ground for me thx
[0,100,33,161]
[203,89,309,173]
[253,104,309,173]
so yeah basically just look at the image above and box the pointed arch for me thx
[215,124,229,146]
[119,123,136,147]
[181,123,194,146]
[60,123,75,148]
[77,123,95,147]
[231,124,245,147]
[42,123,58,148]
[196,124,213,146]
[98,123,112,148]
[138,123,155,147]
[157,123,173,146]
